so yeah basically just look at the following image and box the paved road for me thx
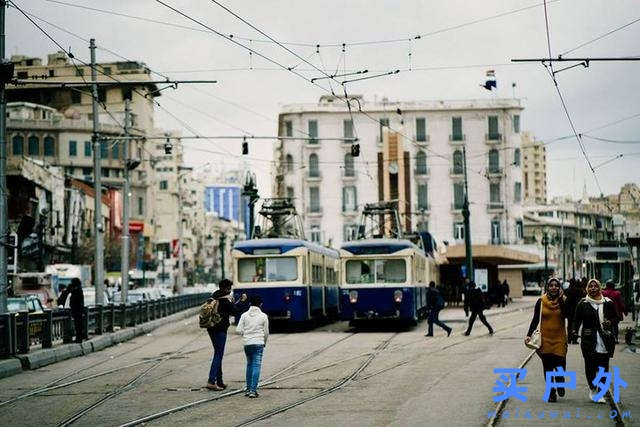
[0,298,637,427]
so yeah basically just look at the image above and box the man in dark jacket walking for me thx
[207,279,247,390]
[464,281,494,336]
[462,278,472,317]
[57,278,85,343]
[425,281,452,337]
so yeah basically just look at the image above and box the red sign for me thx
[129,221,144,233]
[172,239,179,258]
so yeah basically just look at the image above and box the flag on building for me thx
[486,70,495,77]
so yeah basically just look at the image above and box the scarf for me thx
[585,295,604,305]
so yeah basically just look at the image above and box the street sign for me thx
[7,232,18,273]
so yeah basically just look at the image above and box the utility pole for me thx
[571,242,576,279]
[0,0,8,313]
[219,233,226,280]
[543,231,549,280]
[462,146,474,281]
[120,99,131,303]
[561,215,565,281]
[90,39,105,304]
[177,171,184,294]
[242,172,259,239]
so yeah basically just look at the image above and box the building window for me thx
[12,135,23,155]
[84,141,91,157]
[344,153,354,177]
[308,120,318,144]
[417,184,428,209]
[454,222,465,240]
[416,117,426,142]
[103,66,112,75]
[309,153,320,177]
[69,140,77,157]
[491,220,501,244]
[82,167,92,176]
[309,225,321,243]
[286,186,294,200]
[488,149,500,173]
[513,115,520,133]
[71,90,82,104]
[490,182,501,203]
[451,117,463,141]
[17,71,28,79]
[309,187,320,212]
[379,118,389,142]
[137,196,144,216]
[514,182,522,202]
[516,220,523,240]
[453,182,464,209]
[488,116,500,139]
[159,180,168,190]
[285,154,294,172]
[97,87,107,103]
[514,148,521,166]
[525,173,529,191]
[343,119,354,139]
[342,186,357,212]
[65,167,75,176]
[112,144,120,159]
[452,150,464,174]
[415,150,427,175]
[101,168,110,178]
[43,136,55,156]
[344,224,359,242]
[285,120,293,137]
[28,135,39,156]
[100,141,109,159]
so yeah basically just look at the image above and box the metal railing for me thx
[0,293,209,358]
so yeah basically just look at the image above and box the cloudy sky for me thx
[9,0,640,199]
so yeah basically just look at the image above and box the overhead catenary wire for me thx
[560,16,640,56]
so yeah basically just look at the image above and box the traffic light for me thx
[242,137,249,155]
[351,143,360,157]
[164,137,172,154]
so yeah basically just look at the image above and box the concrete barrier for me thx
[0,359,22,379]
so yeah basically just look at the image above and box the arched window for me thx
[514,148,521,166]
[12,135,24,155]
[488,149,499,172]
[453,150,463,174]
[28,135,39,156]
[285,154,294,172]
[44,136,55,156]
[416,150,427,175]
[309,153,319,177]
[344,153,354,177]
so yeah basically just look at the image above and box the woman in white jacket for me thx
[236,295,269,398]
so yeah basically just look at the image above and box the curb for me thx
[444,304,532,323]
[2,306,199,379]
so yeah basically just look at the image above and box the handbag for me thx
[526,300,543,350]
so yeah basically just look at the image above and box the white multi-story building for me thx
[273,96,526,249]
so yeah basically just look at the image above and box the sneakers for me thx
[206,383,224,391]
[424,333,434,337]
[463,332,470,336]
[247,391,259,398]
[217,383,227,390]
[446,328,452,337]
[588,388,606,403]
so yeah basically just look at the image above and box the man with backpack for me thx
[201,279,247,391]
[425,281,452,337]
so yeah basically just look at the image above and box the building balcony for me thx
[414,168,430,178]
[451,202,464,212]
[306,171,322,181]
[306,206,323,216]
[415,204,430,214]
[449,134,466,144]
[485,133,504,143]
[450,167,464,177]
[305,140,320,148]
[487,202,505,212]
[342,208,359,217]
[341,170,357,181]
[486,167,504,178]
[415,134,430,145]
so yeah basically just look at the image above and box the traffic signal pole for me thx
[462,146,474,281]
[0,1,8,313]
[120,99,131,303]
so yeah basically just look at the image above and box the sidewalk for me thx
[440,296,537,324]
[495,316,639,426]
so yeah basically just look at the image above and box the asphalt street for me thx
[0,298,637,427]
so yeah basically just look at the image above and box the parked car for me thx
[111,288,162,304]
[7,295,44,313]
[522,281,543,296]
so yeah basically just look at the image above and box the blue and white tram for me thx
[339,239,436,323]
[232,238,340,323]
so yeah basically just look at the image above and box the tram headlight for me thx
[349,290,358,304]
[393,289,403,303]
[283,292,291,303]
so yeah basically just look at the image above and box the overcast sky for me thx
[9,0,640,200]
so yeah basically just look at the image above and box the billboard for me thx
[205,186,244,223]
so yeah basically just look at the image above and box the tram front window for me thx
[346,259,406,284]
[595,263,620,285]
[238,257,298,283]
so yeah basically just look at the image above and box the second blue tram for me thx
[339,239,437,323]
[232,238,340,323]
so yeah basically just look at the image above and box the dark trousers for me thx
[540,353,566,391]
[465,310,493,334]
[72,313,83,343]
[207,330,227,385]
[583,352,610,391]
[427,309,451,335]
